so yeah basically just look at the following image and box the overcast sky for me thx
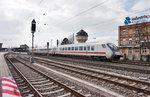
[0,0,150,48]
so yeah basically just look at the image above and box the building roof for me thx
[76,29,88,37]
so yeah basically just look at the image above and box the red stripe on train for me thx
[35,51,106,54]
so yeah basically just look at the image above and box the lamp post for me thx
[31,19,36,63]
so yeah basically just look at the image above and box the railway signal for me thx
[31,19,36,63]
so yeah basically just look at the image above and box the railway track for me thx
[34,55,150,74]
[5,55,96,97]
[27,57,150,97]
[112,60,150,67]
[36,54,150,66]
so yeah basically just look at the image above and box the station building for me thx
[118,22,150,60]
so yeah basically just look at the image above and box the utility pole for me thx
[73,33,74,44]
[31,19,36,63]
[47,42,49,56]
[51,39,53,47]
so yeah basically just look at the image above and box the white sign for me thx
[131,15,150,23]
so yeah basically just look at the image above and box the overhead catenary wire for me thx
[26,0,45,20]
[23,1,150,47]
[55,0,109,26]
[83,8,150,29]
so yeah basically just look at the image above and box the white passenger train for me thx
[31,42,122,60]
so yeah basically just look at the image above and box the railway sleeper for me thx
[57,92,71,97]
[37,85,58,91]
[26,74,41,78]
[29,78,47,82]
[21,89,31,94]
[31,80,50,84]
[27,76,45,80]
[39,86,62,93]
[141,86,148,89]
[34,82,54,87]
[41,88,64,95]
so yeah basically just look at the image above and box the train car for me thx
[32,42,122,60]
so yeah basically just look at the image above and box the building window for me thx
[143,37,147,42]
[135,38,139,44]
[135,28,139,34]
[129,38,132,45]
[122,39,126,45]
[128,48,132,54]
[135,49,139,53]
[143,48,147,53]
[122,30,126,35]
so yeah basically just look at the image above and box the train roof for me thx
[57,42,107,47]
[33,42,116,49]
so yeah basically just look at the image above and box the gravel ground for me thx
[40,55,150,81]
[13,56,105,97]
[35,61,149,97]
[17,54,150,97]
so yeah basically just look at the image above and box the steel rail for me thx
[34,58,150,95]
[6,56,43,97]
[12,56,86,97]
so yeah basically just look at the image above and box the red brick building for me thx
[118,22,150,60]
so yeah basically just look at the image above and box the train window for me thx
[107,43,118,51]
[72,47,74,50]
[63,48,64,51]
[91,46,94,51]
[84,46,86,50]
[88,46,90,51]
[75,47,78,51]
[68,47,70,51]
[65,47,67,51]
[79,46,83,51]
[102,44,106,48]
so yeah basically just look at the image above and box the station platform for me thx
[0,52,21,97]
[0,52,11,77]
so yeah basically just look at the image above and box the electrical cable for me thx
[55,0,108,26]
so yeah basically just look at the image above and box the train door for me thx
[83,45,87,56]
